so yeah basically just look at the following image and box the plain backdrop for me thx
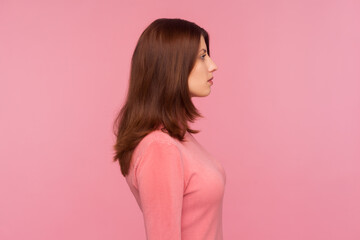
[1,0,359,239]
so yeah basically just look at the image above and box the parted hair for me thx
[112,18,211,177]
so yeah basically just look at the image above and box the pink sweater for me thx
[125,128,226,240]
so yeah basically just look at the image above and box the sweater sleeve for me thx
[135,140,184,240]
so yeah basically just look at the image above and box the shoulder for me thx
[132,130,180,165]
[134,132,184,176]
[141,129,178,146]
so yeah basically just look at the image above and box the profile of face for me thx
[188,35,218,97]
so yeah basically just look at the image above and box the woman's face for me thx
[188,35,218,97]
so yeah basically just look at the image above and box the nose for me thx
[209,57,218,72]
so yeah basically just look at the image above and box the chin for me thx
[191,90,211,98]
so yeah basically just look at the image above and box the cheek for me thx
[192,64,207,79]
[188,61,208,87]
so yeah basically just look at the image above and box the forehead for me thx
[199,35,207,50]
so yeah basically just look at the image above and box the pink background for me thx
[1,0,359,239]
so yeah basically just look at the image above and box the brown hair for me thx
[112,18,211,177]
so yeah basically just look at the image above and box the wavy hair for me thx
[112,18,211,177]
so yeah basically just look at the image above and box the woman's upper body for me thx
[113,18,224,239]
[125,127,226,240]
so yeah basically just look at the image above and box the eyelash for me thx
[200,54,207,60]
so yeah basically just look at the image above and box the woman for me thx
[113,18,226,240]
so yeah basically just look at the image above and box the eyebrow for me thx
[199,49,207,54]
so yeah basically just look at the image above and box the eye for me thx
[200,54,207,60]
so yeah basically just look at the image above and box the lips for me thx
[207,77,213,82]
